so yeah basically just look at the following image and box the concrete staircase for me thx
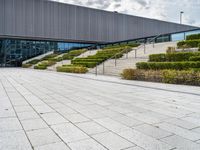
[47,49,99,71]
[89,42,177,76]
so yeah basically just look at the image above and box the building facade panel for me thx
[0,0,198,43]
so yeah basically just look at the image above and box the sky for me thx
[51,0,200,27]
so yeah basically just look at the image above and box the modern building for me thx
[0,0,199,66]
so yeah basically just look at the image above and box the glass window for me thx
[171,33,185,41]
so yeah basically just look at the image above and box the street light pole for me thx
[180,11,184,24]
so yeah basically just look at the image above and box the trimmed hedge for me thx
[28,59,40,65]
[136,61,200,70]
[22,64,32,68]
[34,60,56,70]
[149,52,200,62]
[177,40,200,48]
[186,33,200,40]
[42,54,59,60]
[189,56,200,61]
[62,49,87,60]
[56,65,88,73]
[34,65,47,70]
[199,43,200,51]
[121,69,200,86]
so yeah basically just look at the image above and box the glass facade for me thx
[0,39,94,67]
[171,29,200,41]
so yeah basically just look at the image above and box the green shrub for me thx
[56,65,88,73]
[72,62,98,68]
[62,49,87,60]
[136,61,200,70]
[28,59,40,65]
[121,69,200,86]
[177,40,200,49]
[121,69,136,80]
[166,47,176,53]
[34,65,47,70]
[149,54,166,62]
[186,33,200,40]
[42,54,58,60]
[22,64,32,68]
[199,43,200,51]
[149,52,200,62]
[189,56,200,61]
[39,60,56,66]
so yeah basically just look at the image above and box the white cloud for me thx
[51,0,200,27]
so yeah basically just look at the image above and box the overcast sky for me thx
[52,0,200,27]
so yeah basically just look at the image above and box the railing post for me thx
[135,49,137,58]
[103,62,105,74]
[144,44,146,54]
[115,55,117,67]
[95,65,97,76]
[126,48,128,59]
[153,42,155,48]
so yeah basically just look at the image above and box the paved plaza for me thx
[1,68,200,150]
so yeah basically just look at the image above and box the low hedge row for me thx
[56,65,88,73]
[34,60,56,70]
[28,59,40,64]
[22,64,32,68]
[136,61,200,70]
[42,54,59,61]
[121,69,200,86]
[34,64,47,70]
[62,49,87,60]
[189,56,200,61]
[177,40,200,49]
[149,52,200,62]
[72,62,98,68]
[186,33,200,40]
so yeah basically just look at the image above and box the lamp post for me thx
[180,11,184,24]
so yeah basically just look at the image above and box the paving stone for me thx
[27,128,61,147]
[76,121,108,135]
[123,147,144,150]
[63,113,90,123]
[0,118,22,132]
[94,117,130,133]
[51,123,89,143]
[35,142,70,150]
[0,130,32,150]
[156,122,200,141]
[41,112,68,125]
[133,124,173,139]
[127,111,169,124]
[17,111,40,121]
[165,118,199,130]
[21,118,48,131]
[68,139,107,150]
[118,129,175,150]
[92,132,135,150]
[14,105,33,113]
[111,115,144,127]
[161,135,200,150]
[0,107,16,118]
[34,105,55,114]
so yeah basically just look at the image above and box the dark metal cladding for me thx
[0,0,198,43]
